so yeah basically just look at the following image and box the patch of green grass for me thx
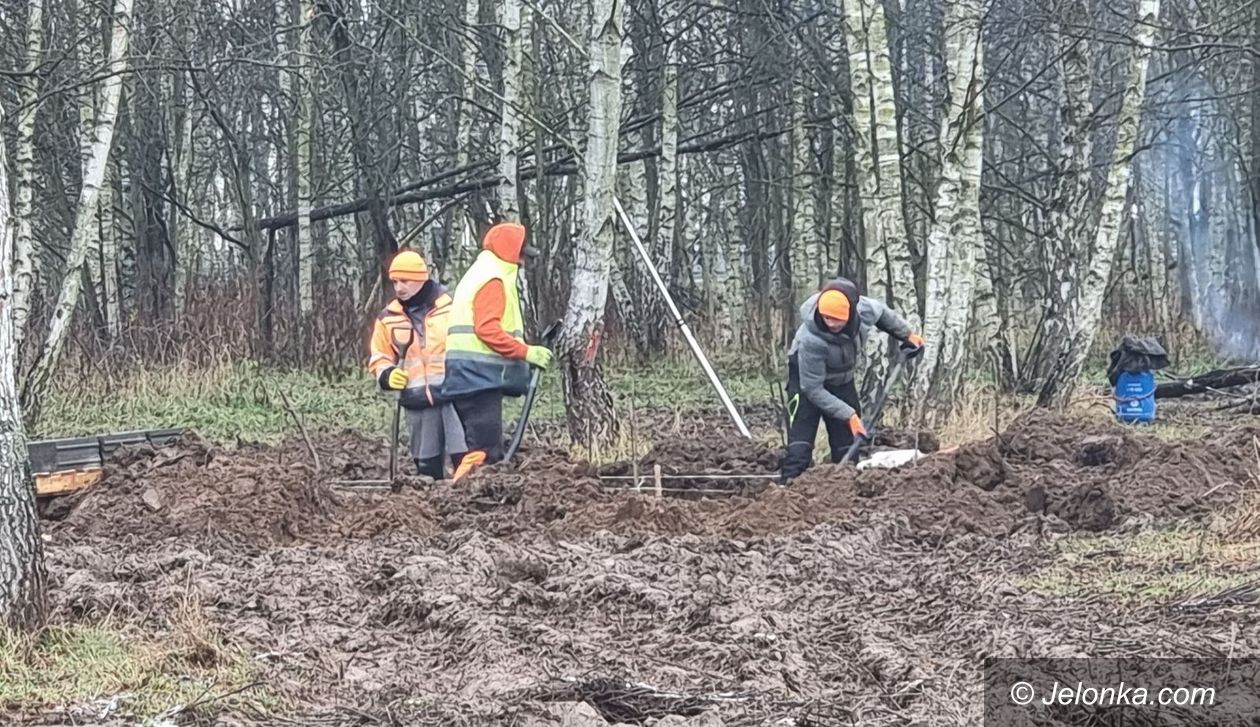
[39,356,777,445]
[0,622,273,722]
[40,360,393,443]
[1017,526,1260,602]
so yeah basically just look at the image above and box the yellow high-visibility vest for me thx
[441,249,531,397]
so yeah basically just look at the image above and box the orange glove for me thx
[901,333,925,358]
[849,415,867,438]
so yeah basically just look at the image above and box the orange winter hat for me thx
[388,250,429,282]
[483,222,527,263]
[818,289,850,322]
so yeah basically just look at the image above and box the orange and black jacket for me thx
[368,282,453,409]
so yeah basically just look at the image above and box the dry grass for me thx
[1219,435,1260,542]
[1019,526,1260,602]
[0,591,274,721]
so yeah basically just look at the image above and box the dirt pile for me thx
[554,409,1254,540]
[49,409,1256,547]
[53,431,441,547]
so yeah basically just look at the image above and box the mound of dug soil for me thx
[48,408,1256,547]
[53,431,441,547]
[549,409,1254,540]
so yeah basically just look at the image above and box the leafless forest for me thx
[0,0,1255,435]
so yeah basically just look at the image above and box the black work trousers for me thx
[453,390,506,464]
[781,362,861,481]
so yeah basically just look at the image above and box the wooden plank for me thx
[35,468,103,496]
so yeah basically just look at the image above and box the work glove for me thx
[848,414,867,439]
[525,345,554,370]
[379,366,408,390]
[900,333,926,358]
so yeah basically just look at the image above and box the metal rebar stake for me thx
[612,197,752,439]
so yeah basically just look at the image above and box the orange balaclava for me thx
[483,222,527,264]
[817,289,851,323]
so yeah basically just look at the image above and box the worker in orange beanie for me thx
[781,276,924,482]
[368,249,467,479]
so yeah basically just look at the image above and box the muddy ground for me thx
[21,408,1260,725]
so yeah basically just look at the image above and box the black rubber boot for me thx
[780,441,814,484]
[414,456,444,480]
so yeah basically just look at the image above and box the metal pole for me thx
[612,197,752,439]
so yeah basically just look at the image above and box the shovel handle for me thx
[842,348,909,465]
[503,319,561,462]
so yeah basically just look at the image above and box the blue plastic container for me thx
[1114,370,1156,423]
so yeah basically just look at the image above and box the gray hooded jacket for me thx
[788,283,912,421]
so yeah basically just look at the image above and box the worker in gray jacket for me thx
[781,276,924,481]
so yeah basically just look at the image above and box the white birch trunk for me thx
[657,52,680,295]
[1024,8,1096,389]
[172,76,195,318]
[1206,163,1228,336]
[616,118,651,352]
[0,101,48,630]
[497,0,525,221]
[827,26,849,283]
[452,0,481,270]
[296,0,316,313]
[842,0,918,392]
[913,0,984,417]
[1039,0,1160,406]
[559,0,624,444]
[865,0,916,322]
[23,0,134,419]
[790,87,819,299]
[12,0,43,350]
[609,257,639,339]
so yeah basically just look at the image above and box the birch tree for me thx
[452,0,482,271]
[559,0,624,446]
[0,103,48,631]
[23,0,135,422]
[842,0,920,392]
[789,78,820,299]
[170,70,196,318]
[650,46,681,353]
[913,0,985,420]
[1020,2,1096,391]
[12,0,44,350]
[1034,0,1161,406]
[657,50,680,295]
[498,0,527,221]
[296,0,316,313]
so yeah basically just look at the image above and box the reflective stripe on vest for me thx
[377,293,452,406]
[443,249,530,397]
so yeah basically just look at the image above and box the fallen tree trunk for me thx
[246,113,836,231]
[1154,367,1260,398]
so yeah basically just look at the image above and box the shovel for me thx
[504,319,562,462]
[388,328,416,482]
[840,347,910,465]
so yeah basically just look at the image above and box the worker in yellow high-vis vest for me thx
[442,222,553,480]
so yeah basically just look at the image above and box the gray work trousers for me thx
[404,403,468,462]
